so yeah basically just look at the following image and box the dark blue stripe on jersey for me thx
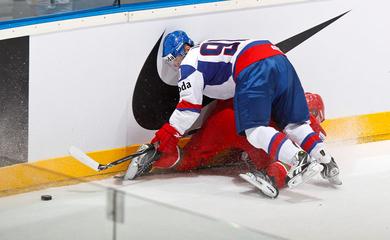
[179,65,196,82]
[177,108,201,113]
[207,39,248,42]
[197,61,232,86]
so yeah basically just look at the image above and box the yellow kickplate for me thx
[1,112,389,196]
[322,111,390,143]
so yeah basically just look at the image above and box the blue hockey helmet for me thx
[162,30,194,63]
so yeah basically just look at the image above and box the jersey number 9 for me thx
[200,41,241,56]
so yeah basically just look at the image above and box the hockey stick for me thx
[69,144,155,172]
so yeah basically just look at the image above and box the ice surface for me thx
[1,140,390,240]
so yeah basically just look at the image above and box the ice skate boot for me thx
[287,150,323,188]
[123,144,160,180]
[240,170,279,199]
[321,157,342,185]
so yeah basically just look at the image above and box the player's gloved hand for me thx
[151,123,181,152]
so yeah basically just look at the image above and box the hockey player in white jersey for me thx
[130,30,341,194]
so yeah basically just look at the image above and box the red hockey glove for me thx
[151,123,181,153]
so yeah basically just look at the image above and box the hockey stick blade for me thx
[69,144,156,172]
[69,146,101,171]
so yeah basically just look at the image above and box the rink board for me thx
[0,0,389,194]
[1,112,389,196]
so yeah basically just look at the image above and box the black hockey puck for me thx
[41,195,52,201]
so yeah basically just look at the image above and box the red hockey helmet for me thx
[305,92,325,123]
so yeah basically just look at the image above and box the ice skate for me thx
[240,170,279,199]
[321,157,342,185]
[287,151,323,188]
[123,144,160,180]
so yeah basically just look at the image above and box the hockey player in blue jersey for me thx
[131,30,341,195]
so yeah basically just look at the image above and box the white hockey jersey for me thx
[169,39,282,134]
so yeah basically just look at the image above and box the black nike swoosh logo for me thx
[133,11,349,130]
[276,10,350,52]
[132,33,179,130]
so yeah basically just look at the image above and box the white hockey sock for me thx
[284,122,331,163]
[245,126,300,166]
[279,140,301,166]
[284,121,314,145]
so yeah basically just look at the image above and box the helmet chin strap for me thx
[164,50,187,69]
[163,53,176,63]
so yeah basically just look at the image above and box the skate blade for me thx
[239,173,279,199]
[288,162,323,188]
